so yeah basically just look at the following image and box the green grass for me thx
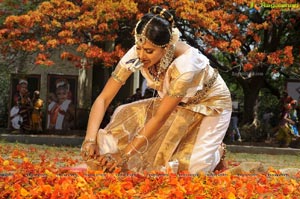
[1,142,300,170]
[226,151,300,170]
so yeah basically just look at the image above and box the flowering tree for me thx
[0,0,46,69]
[0,0,45,24]
[166,0,300,128]
[0,0,299,134]
[0,0,138,70]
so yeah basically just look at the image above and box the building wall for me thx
[7,46,141,132]
[9,49,93,131]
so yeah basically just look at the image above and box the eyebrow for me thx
[141,47,155,52]
[137,45,155,51]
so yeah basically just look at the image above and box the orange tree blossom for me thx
[166,0,299,126]
[0,0,138,69]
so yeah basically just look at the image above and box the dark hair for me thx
[135,6,174,47]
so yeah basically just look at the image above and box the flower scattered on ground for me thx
[1,143,300,198]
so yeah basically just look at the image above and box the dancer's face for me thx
[136,41,165,68]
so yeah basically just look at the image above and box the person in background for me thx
[262,109,274,140]
[143,87,157,99]
[276,103,294,147]
[124,88,143,103]
[31,90,44,133]
[228,112,242,142]
[10,104,22,130]
[12,79,32,132]
[49,79,75,130]
[279,91,293,113]
[80,6,232,174]
[289,100,299,137]
[297,98,300,132]
[130,88,143,102]
[47,92,57,129]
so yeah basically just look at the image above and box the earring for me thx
[159,44,175,70]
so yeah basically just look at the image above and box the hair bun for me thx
[149,6,174,25]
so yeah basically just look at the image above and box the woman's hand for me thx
[80,140,99,161]
[97,152,128,172]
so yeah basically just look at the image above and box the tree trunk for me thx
[242,85,259,125]
[239,75,265,125]
[238,75,266,140]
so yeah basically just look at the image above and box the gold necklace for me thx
[149,65,166,82]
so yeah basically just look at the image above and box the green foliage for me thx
[258,88,281,126]
[0,66,10,127]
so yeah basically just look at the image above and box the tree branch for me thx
[176,22,230,72]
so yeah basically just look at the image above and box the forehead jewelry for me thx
[134,16,171,48]
[135,17,154,46]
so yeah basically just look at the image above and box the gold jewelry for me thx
[181,68,219,105]
[148,44,175,82]
[151,6,174,25]
[159,44,175,70]
[80,138,96,152]
[83,138,96,143]
[160,8,166,16]
[134,18,154,46]
[134,16,171,48]
[119,150,131,166]
[118,149,133,169]
[129,133,149,154]
[105,153,116,163]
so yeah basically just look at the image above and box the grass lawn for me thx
[1,141,300,170]
[226,152,300,170]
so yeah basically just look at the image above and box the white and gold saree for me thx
[98,46,232,173]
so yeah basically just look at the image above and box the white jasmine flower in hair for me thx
[170,28,180,45]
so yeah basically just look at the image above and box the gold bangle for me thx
[83,138,96,144]
[130,133,149,154]
[119,150,131,166]
[81,138,96,152]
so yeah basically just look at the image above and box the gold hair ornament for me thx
[134,16,172,48]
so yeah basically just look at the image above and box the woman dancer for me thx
[81,6,232,174]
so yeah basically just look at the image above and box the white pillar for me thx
[133,71,140,94]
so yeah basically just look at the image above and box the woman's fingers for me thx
[108,162,119,172]
[84,152,125,172]
[89,146,96,157]
[81,143,99,160]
